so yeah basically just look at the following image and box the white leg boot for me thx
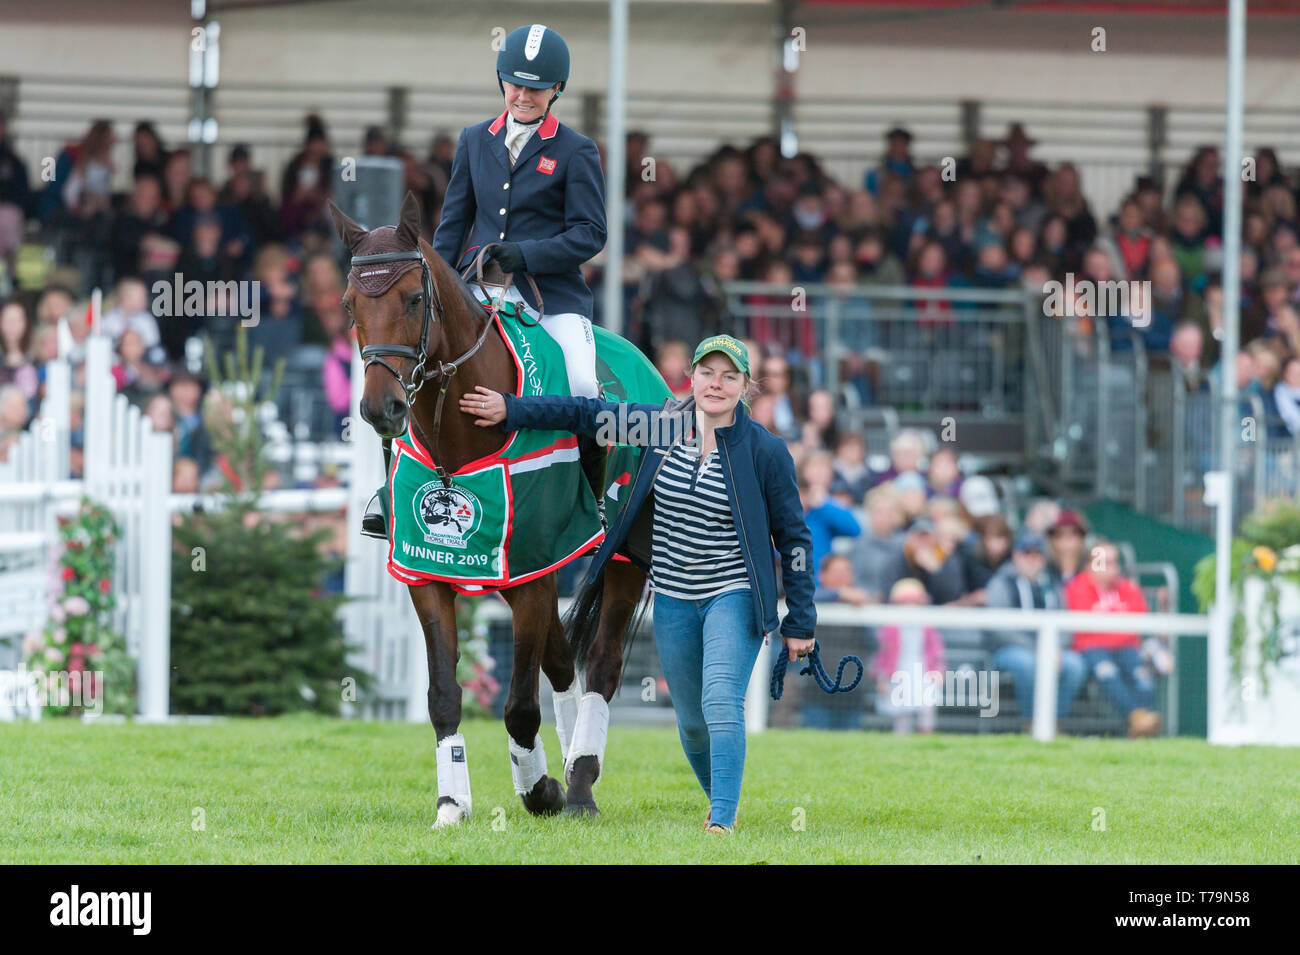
[551,679,581,764]
[509,734,549,795]
[433,733,472,827]
[564,691,610,786]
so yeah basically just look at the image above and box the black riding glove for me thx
[489,242,527,274]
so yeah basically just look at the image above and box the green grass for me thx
[3,715,1299,863]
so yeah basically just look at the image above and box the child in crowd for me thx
[872,577,945,734]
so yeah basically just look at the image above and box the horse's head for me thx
[329,192,445,438]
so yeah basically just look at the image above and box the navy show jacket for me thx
[432,109,607,318]
[499,392,817,641]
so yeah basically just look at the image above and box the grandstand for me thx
[2,0,1297,742]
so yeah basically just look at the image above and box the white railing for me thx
[767,603,1207,740]
[475,596,1209,740]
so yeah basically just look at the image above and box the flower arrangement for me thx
[454,596,500,718]
[1193,500,1300,700]
[22,497,136,716]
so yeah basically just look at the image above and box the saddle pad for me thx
[386,299,673,593]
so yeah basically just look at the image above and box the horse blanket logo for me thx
[386,299,672,594]
[414,481,484,547]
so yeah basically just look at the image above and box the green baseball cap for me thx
[691,334,750,375]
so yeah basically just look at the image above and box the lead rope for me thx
[769,644,865,701]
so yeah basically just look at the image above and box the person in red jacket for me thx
[1064,540,1161,737]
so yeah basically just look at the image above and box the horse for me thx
[330,192,648,826]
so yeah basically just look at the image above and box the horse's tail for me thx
[563,561,652,682]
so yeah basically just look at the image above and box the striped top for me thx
[649,442,751,600]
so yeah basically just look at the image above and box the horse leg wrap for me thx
[552,681,581,764]
[435,733,472,818]
[509,734,548,795]
[564,692,609,786]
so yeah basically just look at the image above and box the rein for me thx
[769,644,865,701]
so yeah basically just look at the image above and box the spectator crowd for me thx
[4,106,1288,733]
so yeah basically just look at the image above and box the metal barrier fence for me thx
[1141,365,1299,535]
[720,280,1035,416]
[1032,312,1148,503]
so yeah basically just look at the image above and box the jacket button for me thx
[499,232,505,239]
[503,183,510,190]
[499,207,506,215]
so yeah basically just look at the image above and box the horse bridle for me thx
[348,242,541,488]
[351,248,451,402]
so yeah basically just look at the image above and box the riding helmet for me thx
[496,24,570,97]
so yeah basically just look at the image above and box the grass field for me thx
[4,714,1299,864]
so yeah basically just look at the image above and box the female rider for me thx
[361,23,607,537]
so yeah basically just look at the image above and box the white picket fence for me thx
[0,320,424,722]
[0,328,173,720]
[341,350,429,722]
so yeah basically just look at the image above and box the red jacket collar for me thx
[488,110,559,138]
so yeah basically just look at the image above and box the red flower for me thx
[86,644,104,656]
[61,567,75,581]
[98,578,111,593]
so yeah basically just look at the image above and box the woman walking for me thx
[458,334,818,833]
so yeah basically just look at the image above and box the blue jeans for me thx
[993,644,1086,721]
[652,588,762,829]
[1080,647,1154,718]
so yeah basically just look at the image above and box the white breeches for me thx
[472,282,598,398]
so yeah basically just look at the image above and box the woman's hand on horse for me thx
[783,635,816,662]
[459,385,506,427]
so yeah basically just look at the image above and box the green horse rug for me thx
[386,301,672,594]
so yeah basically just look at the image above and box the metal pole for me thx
[602,0,628,336]
[774,0,797,156]
[1212,0,1245,735]
[1032,623,1060,742]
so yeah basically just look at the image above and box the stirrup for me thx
[360,491,388,540]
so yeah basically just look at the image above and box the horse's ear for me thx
[328,200,368,252]
[395,191,422,249]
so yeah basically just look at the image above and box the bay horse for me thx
[330,193,646,826]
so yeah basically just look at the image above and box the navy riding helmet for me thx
[496,23,570,109]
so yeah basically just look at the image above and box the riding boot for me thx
[577,433,607,531]
[360,437,393,539]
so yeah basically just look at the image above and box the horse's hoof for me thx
[432,799,469,828]
[521,776,567,817]
[564,798,599,818]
